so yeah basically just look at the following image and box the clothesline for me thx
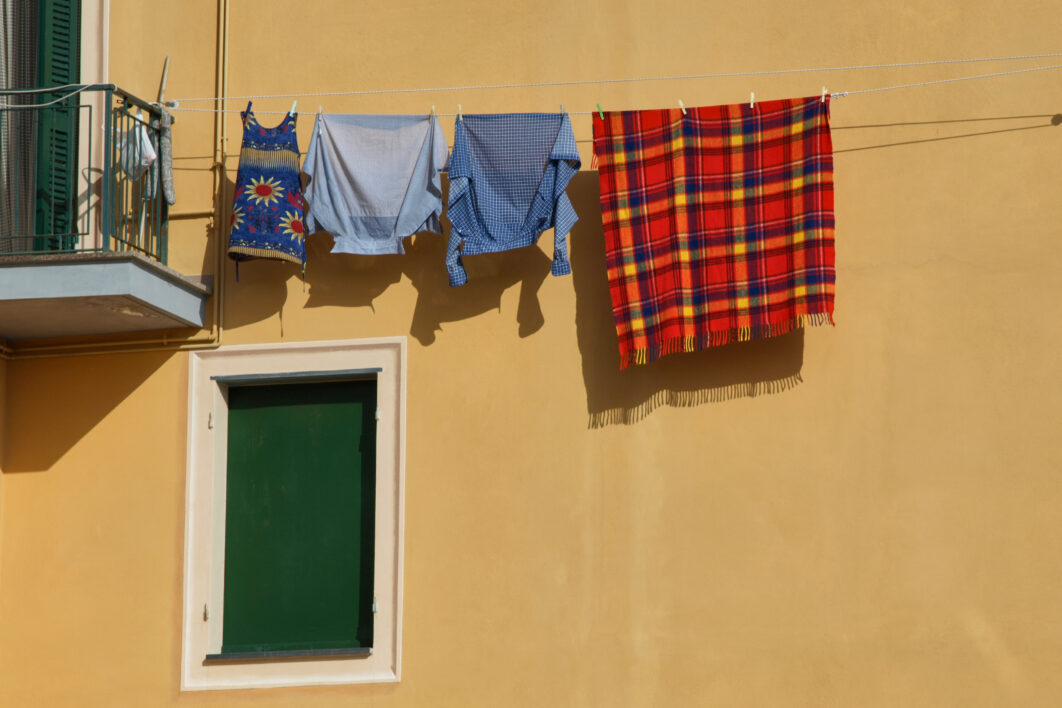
[0,84,96,108]
[170,51,1062,103]
[164,62,1062,115]
[3,53,1060,111]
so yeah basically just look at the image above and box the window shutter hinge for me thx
[207,412,213,429]
[203,603,209,621]
[373,596,378,613]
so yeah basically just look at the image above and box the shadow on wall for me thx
[303,173,552,344]
[1,351,173,473]
[303,229,551,345]
[566,172,805,429]
[303,232,404,311]
[402,232,550,345]
[832,112,1061,153]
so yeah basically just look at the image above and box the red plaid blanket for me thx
[592,95,836,369]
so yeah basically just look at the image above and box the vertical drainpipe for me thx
[210,0,230,345]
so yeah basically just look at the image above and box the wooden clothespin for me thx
[457,103,463,120]
[431,104,436,116]
[749,92,755,109]
[678,99,687,115]
[560,104,565,114]
[822,86,828,103]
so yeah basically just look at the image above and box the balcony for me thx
[0,84,210,344]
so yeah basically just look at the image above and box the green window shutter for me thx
[34,0,81,250]
[221,380,377,655]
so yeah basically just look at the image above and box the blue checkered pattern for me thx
[446,113,581,286]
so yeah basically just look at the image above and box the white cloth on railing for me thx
[117,110,157,180]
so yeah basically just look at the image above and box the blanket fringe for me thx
[618,312,833,370]
[588,373,804,429]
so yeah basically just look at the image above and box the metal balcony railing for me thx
[0,84,168,263]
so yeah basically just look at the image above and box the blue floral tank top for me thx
[227,102,307,266]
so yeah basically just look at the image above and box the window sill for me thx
[205,648,372,662]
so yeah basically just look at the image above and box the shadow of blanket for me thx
[567,172,806,428]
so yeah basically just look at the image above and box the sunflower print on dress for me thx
[227,101,307,267]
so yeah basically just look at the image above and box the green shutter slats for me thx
[221,380,377,655]
[34,0,80,250]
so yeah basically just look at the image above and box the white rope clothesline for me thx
[162,62,1062,115]
[0,84,95,108]
[840,61,1062,95]
[3,52,1059,112]
[169,51,1062,104]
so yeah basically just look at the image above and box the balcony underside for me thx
[0,252,211,340]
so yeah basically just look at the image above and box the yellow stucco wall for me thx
[0,354,5,509]
[2,0,1062,705]
[0,355,5,465]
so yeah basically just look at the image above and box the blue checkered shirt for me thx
[446,113,581,286]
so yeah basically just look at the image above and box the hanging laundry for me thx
[158,107,177,205]
[593,96,836,369]
[446,113,580,286]
[227,102,307,267]
[303,113,448,254]
[145,107,176,205]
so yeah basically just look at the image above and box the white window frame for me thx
[181,338,406,691]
